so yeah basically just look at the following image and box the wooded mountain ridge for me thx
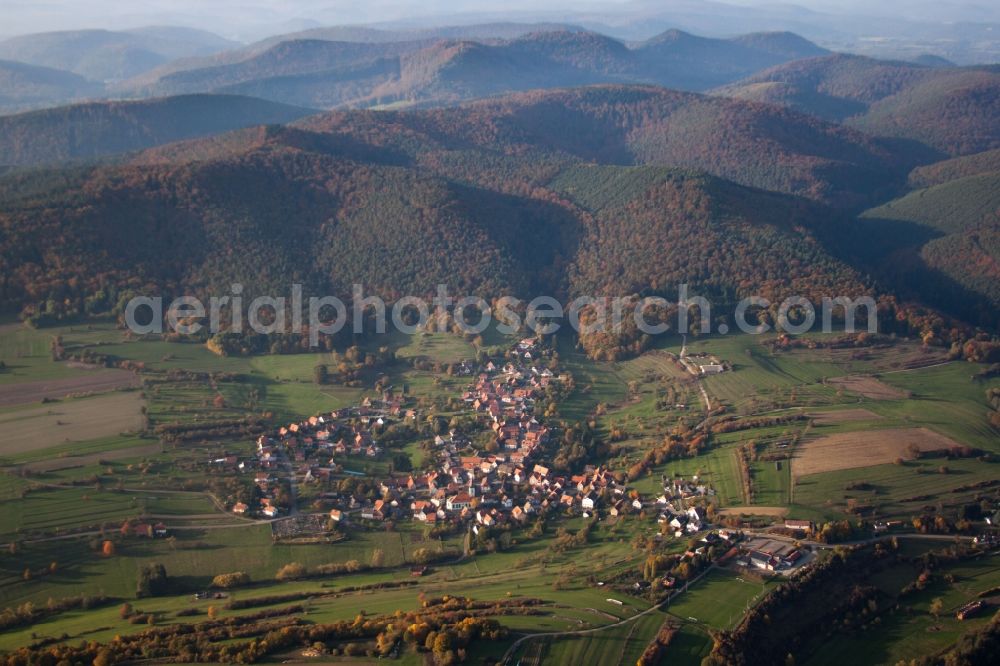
[1,85,995,351]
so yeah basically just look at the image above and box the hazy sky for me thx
[3,0,998,40]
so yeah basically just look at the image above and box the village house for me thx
[446,492,473,511]
[784,519,813,532]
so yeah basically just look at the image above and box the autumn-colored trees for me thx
[275,562,308,581]
[211,571,251,589]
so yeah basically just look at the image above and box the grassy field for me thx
[664,569,776,629]
[0,485,144,538]
[0,519,467,604]
[629,443,745,507]
[0,432,157,467]
[793,455,1000,520]
[62,337,252,374]
[750,457,791,505]
[556,334,630,423]
[874,362,1000,452]
[664,624,714,665]
[392,331,480,363]
[518,609,668,666]
[0,323,105,385]
[676,335,846,413]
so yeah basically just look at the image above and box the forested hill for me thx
[0,95,317,167]
[858,169,1000,323]
[0,88,876,332]
[0,83,994,344]
[715,54,1000,156]
[0,86,917,204]
[294,86,923,208]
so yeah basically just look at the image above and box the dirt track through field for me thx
[0,368,138,407]
[793,427,960,478]
[827,375,905,400]
[807,408,883,425]
[717,506,788,517]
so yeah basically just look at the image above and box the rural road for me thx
[743,528,975,550]
[880,360,954,375]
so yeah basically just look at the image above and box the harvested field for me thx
[793,427,960,478]
[0,392,145,456]
[808,408,884,425]
[0,367,138,407]
[827,375,906,400]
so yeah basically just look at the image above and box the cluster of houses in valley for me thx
[225,336,730,543]
[225,393,413,519]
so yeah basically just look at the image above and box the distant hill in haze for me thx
[0,59,102,113]
[121,24,594,91]
[632,29,828,90]
[714,54,1000,155]
[127,39,428,107]
[0,27,239,82]
[911,54,956,68]
[254,22,589,46]
[727,31,830,60]
[0,94,316,167]
[122,29,831,109]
